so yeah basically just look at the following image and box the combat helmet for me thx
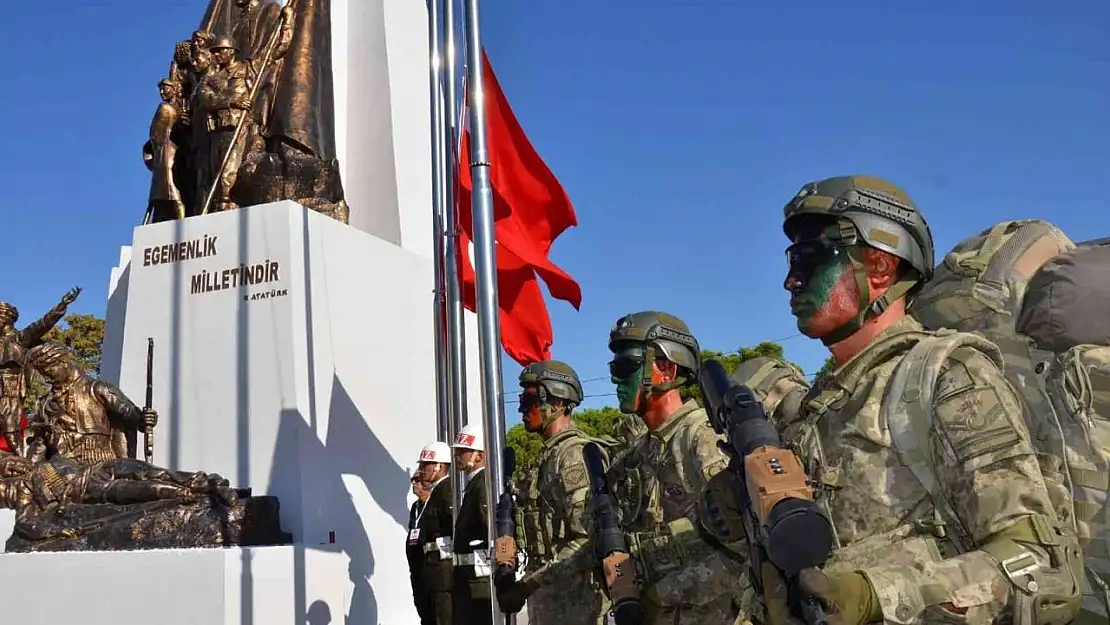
[519,360,584,406]
[209,35,239,52]
[784,175,934,280]
[783,175,935,342]
[609,311,700,401]
[609,311,699,372]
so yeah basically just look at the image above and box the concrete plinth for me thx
[97,201,480,624]
[0,546,346,625]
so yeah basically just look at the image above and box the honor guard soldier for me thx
[407,468,434,625]
[451,424,493,625]
[416,441,454,625]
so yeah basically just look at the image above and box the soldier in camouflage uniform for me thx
[603,311,746,624]
[513,360,611,625]
[706,175,1087,625]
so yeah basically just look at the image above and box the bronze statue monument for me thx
[0,287,81,458]
[27,341,157,465]
[143,0,348,224]
[0,342,291,553]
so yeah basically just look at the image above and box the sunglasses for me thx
[608,356,644,380]
[785,237,843,284]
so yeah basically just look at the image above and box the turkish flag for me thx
[456,50,582,366]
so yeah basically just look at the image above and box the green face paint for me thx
[793,255,850,332]
[609,344,646,414]
[614,364,644,414]
[786,234,852,333]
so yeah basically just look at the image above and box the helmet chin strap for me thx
[633,343,686,415]
[819,244,918,346]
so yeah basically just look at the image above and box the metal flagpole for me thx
[441,0,470,517]
[460,0,509,622]
[427,0,450,443]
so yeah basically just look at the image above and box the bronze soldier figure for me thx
[195,9,293,213]
[0,287,81,457]
[25,342,157,466]
[0,452,236,542]
[144,78,188,222]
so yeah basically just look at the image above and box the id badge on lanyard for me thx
[408,528,421,546]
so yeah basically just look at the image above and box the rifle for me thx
[492,447,520,623]
[493,446,519,595]
[143,338,155,463]
[698,358,834,625]
[583,441,643,625]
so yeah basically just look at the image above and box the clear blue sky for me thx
[1,1,1106,422]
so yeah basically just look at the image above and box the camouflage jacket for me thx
[612,400,747,623]
[521,424,611,625]
[771,316,1082,624]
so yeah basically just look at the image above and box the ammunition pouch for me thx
[629,518,703,584]
[979,515,1082,625]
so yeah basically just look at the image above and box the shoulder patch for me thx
[932,350,1030,467]
[934,347,981,401]
[562,465,588,491]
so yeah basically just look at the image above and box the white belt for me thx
[424,536,453,560]
[453,548,492,577]
[453,552,484,565]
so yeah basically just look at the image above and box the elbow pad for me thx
[979,514,1083,625]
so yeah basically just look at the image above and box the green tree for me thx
[815,355,837,379]
[505,422,544,480]
[505,406,629,481]
[505,341,805,477]
[24,313,105,411]
[679,341,799,405]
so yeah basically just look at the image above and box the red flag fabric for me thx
[0,414,29,453]
[456,50,582,366]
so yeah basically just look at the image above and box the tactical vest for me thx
[519,427,621,568]
[789,325,1084,625]
[608,403,710,531]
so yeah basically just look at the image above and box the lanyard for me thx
[413,475,448,531]
[412,500,427,529]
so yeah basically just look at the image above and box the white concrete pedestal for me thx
[0,546,347,625]
[87,201,480,624]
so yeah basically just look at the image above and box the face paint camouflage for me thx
[787,237,852,333]
[609,346,646,414]
[519,386,557,432]
[614,366,644,414]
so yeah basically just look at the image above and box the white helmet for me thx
[418,441,452,464]
[452,423,485,451]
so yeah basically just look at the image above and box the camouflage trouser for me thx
[527,583,608,625]
[646,594,739,625]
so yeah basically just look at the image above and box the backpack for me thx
[903,221,1110,616]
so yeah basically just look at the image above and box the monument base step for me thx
[0,545,348,625]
